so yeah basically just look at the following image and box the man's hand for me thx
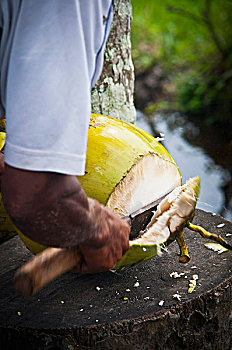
[2,165,130,273]
[76,198,130,273]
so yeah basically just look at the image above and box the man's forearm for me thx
[1,164,98,247]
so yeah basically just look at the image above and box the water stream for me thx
[135,111,232,221]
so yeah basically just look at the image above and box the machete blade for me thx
[123,192,171,240]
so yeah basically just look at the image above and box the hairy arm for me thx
[1,164,130,273]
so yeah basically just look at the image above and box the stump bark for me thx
[0,209,232,350]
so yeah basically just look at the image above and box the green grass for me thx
[130,0,232,121]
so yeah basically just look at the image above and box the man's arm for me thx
[1,164,130,273]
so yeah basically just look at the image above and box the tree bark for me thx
[91,0,136,123]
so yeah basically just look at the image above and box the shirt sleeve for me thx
[1,0,113,175]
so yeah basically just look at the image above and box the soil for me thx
[0,209,232,350]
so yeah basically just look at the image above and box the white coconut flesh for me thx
[113,177,200,270]
[107,153,181,218]
[133,177,199,248]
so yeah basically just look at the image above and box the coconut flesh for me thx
[134,176,200,246]
[107,153,181,218]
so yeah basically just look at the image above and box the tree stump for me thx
[0,209,232,350]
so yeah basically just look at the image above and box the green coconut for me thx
[0,114,182,253]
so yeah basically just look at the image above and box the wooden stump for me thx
[0,209,232,350]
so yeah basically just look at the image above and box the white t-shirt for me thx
[0,0,113,175]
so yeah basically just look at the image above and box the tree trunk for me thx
[91,0,136,123]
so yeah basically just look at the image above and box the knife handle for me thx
[14,192,164,297]
[14,246,82,297]
[14,215,133,297]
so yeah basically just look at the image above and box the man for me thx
[0,0,130,273]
